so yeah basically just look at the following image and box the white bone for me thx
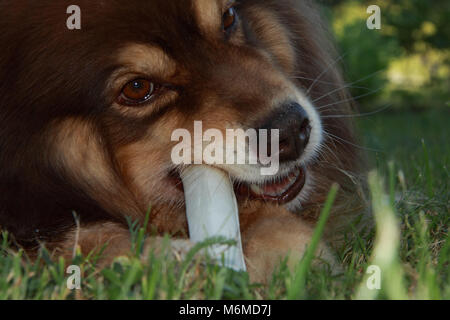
[181,165,246,271]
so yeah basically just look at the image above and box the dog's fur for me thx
[0,0,368,281]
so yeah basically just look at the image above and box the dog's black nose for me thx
[259,102,311,162]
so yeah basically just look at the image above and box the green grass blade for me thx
[355,171,408,300]
[287,184,339,300]
[422,139,434,197]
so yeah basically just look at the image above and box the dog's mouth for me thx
[169,166,306,205]
[234,167,306,204]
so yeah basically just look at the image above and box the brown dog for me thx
[0,0,368,281]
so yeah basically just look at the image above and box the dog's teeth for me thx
[250,184,263,195]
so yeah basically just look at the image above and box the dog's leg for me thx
[242,206,338,283]
[54,222,193,267]
[51,215,335,283]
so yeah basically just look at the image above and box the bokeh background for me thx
[320,0,449,112]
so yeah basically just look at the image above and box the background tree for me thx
[318,0,449,111]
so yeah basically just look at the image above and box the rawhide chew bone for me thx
[181,165,246,271]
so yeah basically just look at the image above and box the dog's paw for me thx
[142,237,195,262]
[243,214,340,283]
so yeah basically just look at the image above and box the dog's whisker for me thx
[313,69,385,104]
[324,131,383,153]
[318,142,342,164]
[321,104,392,119]
[291,75,371,91]
[317,86,384,111]
[305,51,349,95]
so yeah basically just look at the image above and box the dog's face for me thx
[0,0,359,239]
[100,0,324,210]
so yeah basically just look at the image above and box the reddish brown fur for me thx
[0,0,368,280]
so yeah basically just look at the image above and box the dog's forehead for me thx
[13,0,229,41]
[74,0,232,53]
[84,0,229,33]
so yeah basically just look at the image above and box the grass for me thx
[0,109,449,300]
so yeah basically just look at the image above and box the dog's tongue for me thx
[181,165,246,271]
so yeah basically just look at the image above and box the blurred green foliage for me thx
[319,0,449,111]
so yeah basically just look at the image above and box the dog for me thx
[0,0,368,282]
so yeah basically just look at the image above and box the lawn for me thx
[0,109,449,300]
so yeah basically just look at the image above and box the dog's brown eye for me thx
[223,7,237,32]
[119,79,155,105]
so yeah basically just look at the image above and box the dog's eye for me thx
[119,79,155,106]
[222,7,237,33]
